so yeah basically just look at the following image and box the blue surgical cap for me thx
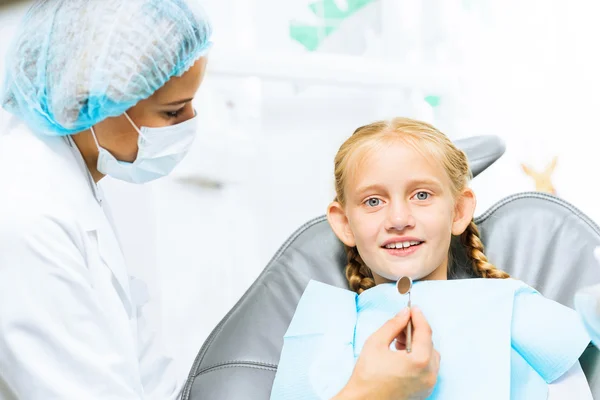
[1,0,212,136]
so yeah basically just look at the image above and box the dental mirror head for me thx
[397,276,412,295]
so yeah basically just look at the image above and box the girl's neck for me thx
[372,262,448,285]
[421,266,448,281]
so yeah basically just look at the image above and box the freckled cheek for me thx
[416,211,453,258]
[415,207,454,236]
[349,215,381,247]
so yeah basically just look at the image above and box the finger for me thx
[394,331,407,350]
[369,307,410,347]
[410,306,434,349]
[395,340,406,351]
[395,331,407,344]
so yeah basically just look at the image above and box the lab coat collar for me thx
[63,135,135,317]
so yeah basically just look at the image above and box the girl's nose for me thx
[384,201,415,232]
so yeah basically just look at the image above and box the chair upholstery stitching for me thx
[475,192,600,235]
[196,361,278,376]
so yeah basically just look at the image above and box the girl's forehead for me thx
[344,138,451,191]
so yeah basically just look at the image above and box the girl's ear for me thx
[327,201,356,247]
[452,188,477,235]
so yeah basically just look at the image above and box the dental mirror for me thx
[397,276,412,295]
[397,276,413,353]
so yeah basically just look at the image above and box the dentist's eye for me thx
[164,108,184,119]
[365,198,382,207]
[414,192,430,201]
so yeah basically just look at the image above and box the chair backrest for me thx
[181,138,600,399]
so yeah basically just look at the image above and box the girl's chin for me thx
[373,269,444,283]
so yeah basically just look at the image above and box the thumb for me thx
[369,307,410,347]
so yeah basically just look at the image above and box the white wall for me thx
[452,0,600,222]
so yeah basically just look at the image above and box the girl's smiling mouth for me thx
[382,238,424,256]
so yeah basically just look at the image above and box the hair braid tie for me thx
[461,221,510,279]
[345,246,376,294]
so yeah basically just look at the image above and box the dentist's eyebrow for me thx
[163,97,193,106]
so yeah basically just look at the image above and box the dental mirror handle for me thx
[397,276,413,354]
[407,293,412,353]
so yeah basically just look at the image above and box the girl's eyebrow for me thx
[355,179,443,196]
[354,183,387,197]
[355,178,443,196]
[405,178,444,190]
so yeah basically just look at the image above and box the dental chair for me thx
[181,136,600,399]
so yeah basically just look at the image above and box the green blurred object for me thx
[308,0,374,19]
[289,25,338,52]
[425,95,441,107]
[462,0,474,10]
[290,0,377,51]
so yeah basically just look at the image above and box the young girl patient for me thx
[270,118,592,400]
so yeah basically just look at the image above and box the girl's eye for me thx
[365,198,382,207]
[414,192,430,201]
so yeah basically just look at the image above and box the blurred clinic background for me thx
[2,0,600,378]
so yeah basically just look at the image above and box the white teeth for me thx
[385,241,421,249]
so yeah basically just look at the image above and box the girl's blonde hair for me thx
[333,117,509,294]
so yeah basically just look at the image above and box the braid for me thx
[345,246,376,294]
[461,221,510,279]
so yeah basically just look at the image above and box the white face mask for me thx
[91,111,198,184]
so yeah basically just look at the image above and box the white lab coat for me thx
[0,112,181,399]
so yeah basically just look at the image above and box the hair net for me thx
[1,0,212,136]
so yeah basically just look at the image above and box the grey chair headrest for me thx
[454,135,505,178]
